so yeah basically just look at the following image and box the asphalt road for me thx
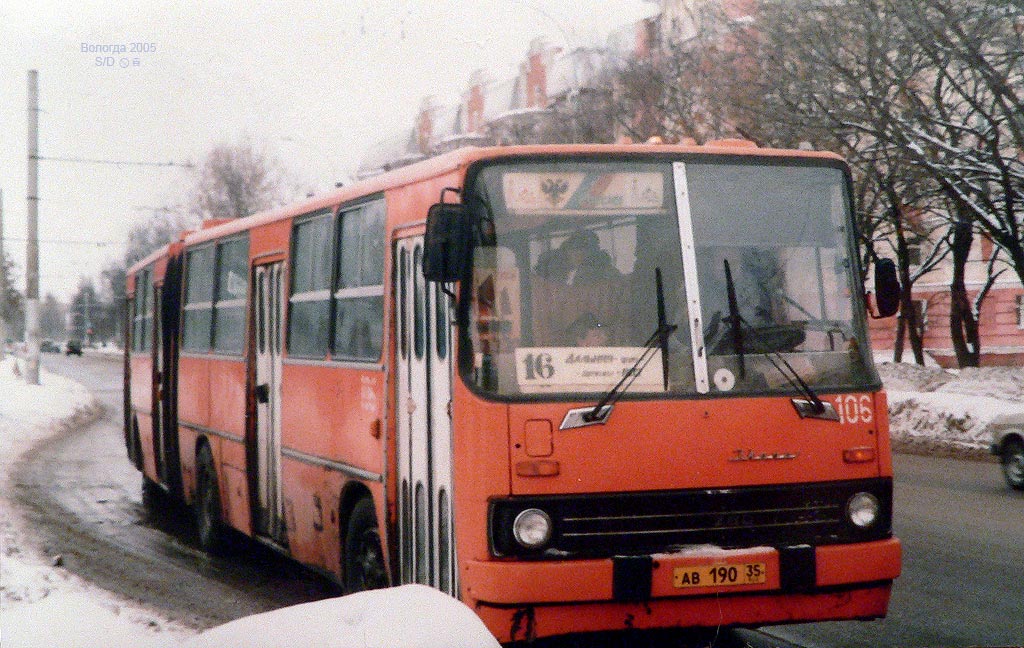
[13,351,1024,645]
[13,351,339,629]
[762,453,1024,647]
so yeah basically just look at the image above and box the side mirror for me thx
[872,258,901,318]
[423,196,470,283]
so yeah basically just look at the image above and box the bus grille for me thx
[489,479,892,558]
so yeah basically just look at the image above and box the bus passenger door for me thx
[396,238,457,595]
[152,280,167,483]
[253,262,286,545]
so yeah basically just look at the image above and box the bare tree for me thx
[694,0,934,362]
[189,137,292,221]
[125,207,197,268]
[601,52,671,143]
[0,253,24,340]
[885,0,1024,286]
[38,293,65,341]
[100,262,127,345]
[721,0,1020,365]
[537,88,619,144]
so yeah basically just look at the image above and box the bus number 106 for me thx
[833,394,873,425]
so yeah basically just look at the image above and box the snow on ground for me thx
[1,353,1018,646]
[182,584,500,648]
[0,356,194,648]
[0,355,498,647]
[877,361,1023,458]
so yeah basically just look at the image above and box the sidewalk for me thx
[0,356,192,648]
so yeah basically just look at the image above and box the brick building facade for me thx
[357,0,1024,368]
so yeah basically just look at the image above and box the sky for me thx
[0,1,659,303]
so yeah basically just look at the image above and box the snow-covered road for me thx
[0,356,193,647]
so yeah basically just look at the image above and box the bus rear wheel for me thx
[344,497,388,593]
[194,444,227,553]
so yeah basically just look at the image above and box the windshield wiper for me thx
[719,260,834,419]
[582,269,677,423]
[723,259,746,380]
[655,267,671,391]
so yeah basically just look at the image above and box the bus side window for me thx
[413,246,425,360]
[435,282,447,359]
[182,246,215,352]
[211,236,249,355]
[400,247,409,360]
[133,268,151,352]
[288,211,333,358]
[334,200,385,362]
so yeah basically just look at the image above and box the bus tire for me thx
[1001,438,1024,491]
[194,443,227,553]
[141,475,163,511]
[129,418,143,470]
[343,497,388,593]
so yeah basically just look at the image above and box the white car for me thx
[990,413,1024,490]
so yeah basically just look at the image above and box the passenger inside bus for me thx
[531,228,625,346]
[565,312,610,347]
[534,228,618,286]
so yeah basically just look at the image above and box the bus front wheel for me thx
[344,497,388,593]
[1001,439,1024,491]
[141,475,163,512]
[194,443,227,553]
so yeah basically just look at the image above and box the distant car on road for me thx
[65,339,83,356]
[990,413,1024,490]
[40,339,60,353]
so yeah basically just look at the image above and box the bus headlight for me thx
[512,508,552,548]
[847,492,880,528]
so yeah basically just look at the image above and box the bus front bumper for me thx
[463,539,901,642]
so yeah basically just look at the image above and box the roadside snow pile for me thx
[0,357,193,648]
[183,584,500,648]
[878,362,1024,458]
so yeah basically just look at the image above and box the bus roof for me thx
[176,142,846,249]
[127,239,183,278]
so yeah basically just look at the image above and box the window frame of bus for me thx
[286,195,386,363]
[452,155,679,401]
[287,208,334,358]
[211,235,250,355]
[181,244,215,352]
[181,235,250,356]
[131,267,152,353]
[333,198,386,362]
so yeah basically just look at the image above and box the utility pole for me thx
[0,188,6,362]
[25,70,40,384]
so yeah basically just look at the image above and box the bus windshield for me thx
[463,158,876,399]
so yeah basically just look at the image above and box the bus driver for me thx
[532,228,624,346]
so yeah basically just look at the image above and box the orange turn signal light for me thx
[843,446,876,463]
[515,460,560,477]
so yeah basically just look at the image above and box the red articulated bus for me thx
[126,142,902,643]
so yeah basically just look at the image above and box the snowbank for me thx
[878,362,1023,458]
[183,585,500,648]
[0,357,193,648]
